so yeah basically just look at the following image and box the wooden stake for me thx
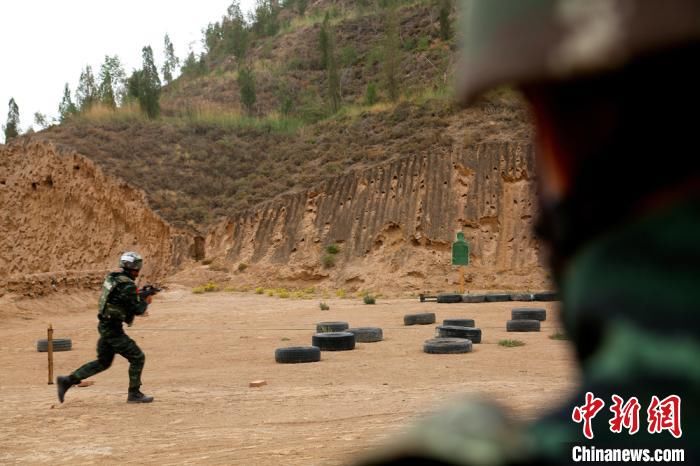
[47,324,54,385]
[459,267,465,294]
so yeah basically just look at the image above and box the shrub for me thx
[335,288,346,298]
[363,294,376,305]
[325,243,340,254]
[365,83,378,105]
[321,254,336,268]
[255,287,264,294]
[238,263,248,272]
[499,339,525,348]
[319,302,330,310]
[203,282,219,292]
[278,290,290,298]
[192,286,205,294]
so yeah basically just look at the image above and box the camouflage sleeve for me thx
[111,281,148,316]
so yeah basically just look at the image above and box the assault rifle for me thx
[138,284,162,301]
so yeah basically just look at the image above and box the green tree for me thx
[58,83,78,121]
[99,56,126,105]
[33,112,49,129]
[438,0,452,41]
[251,0,280,37]
[140,46,162,118]
[237,66,256,115]
[98,63,116,109]
[319,13,330,69]
[76,65,98,111]
[365,82,378,105]
[324,17,341,113]
[161,33,179,84]
[383,1,401,102]
[3,98,20,142]
[222,2,249,60]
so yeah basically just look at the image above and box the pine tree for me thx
[238,66,256,115]
[222,2,249,61]
[76,65,98,111]
[3,98,20,142]
[58,83,78,121]
[438,0,452,41]
[139,45,162,118]
[98,65,116,109]
[383,1,401,102]
[161,34,179,84]
[100,56,126,106]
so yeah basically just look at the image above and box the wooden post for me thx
[47,324,54,385]
[459,267,465,294]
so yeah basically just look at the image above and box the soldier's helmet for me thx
[119,251,143,271]
[457,0,700,105]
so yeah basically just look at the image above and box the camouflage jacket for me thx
[97,271,148,331]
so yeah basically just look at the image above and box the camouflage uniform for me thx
[69,270,149,392]
[355,1,699,464]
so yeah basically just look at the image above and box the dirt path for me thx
[0,288,579,465]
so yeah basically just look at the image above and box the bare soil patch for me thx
[0,288,578,465]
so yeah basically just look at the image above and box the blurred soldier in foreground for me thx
[357,1,699,464]
[57,252,157,404]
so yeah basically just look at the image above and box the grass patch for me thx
[325,243,340,254]
[335,289,346,299]
[498,339,525,348]
[321,254,336,268]
[255,287,264,294]
[549,332,570,341]
[319,302,330,310]
[192,281,219,293]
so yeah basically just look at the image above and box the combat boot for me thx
[127,390,154,403]
[56,375,76,403]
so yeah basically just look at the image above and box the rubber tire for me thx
[510,293,535,301]
[506,319,541,332]
[462,294,486,303]
[534,291,559,301]
[512,308,547,321]
[443,318,475,328]
[485,294,511,302]
[275,346,321,363]
[436,325,482,343]
[424,338,472,354]
[36,338,72,352]
[316,321,349,333]
[347,327,383,343]
[404,313,436,325]
[312,332,356,351]
[437,293,463,304]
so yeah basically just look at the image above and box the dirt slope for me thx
[0,139,198,297]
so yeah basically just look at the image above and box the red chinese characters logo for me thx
[647,395,682,438]
[572,393,683,439]
[609,395,641,435]
[572,392,606,439]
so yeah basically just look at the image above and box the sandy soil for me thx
[0,288,579,465]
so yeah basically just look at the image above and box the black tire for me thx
[462,294,486,303]
[534,291,559,301]
[347,327,383,343]
[36,338,72,352]
[423,338,472,354]
[404,313,436,325]
[485,293,511,302]
[512,308,547,321]
[443,318,475,328]
[275,346,321,364]
[437,293,463,304]
[506,319,541,332]
[510,293,535,301]
[312,332,356,351]
[436,325,482,343]
[316,321,349,333]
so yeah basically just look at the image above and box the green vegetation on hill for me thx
[27,0,530,230]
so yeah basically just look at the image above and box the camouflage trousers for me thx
[71,327,145,392]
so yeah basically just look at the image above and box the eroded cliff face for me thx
[0,139,196,296]
[206,142,550,292]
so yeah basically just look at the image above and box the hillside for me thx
[2,0,543,294]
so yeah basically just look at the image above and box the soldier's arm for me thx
[113,281,149,316]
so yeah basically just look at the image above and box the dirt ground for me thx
[0,288,579,465]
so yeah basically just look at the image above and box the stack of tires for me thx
[506,308,546,332]
[423,318,480,354]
